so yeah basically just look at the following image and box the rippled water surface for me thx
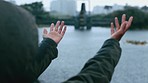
[38,26,148,83]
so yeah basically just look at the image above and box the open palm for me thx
[111,14,133,41]
[43,21,66,44]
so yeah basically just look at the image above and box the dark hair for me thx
[0,1,38,83]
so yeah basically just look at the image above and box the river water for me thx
[38,26,148,83]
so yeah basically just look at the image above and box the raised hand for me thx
[111,14,133,41]
[43,21,67,44]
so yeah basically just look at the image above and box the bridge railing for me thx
[90,18,112,27]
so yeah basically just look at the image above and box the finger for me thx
[50,23,54,31]
[43,28,48,34]
[58,21,64,34]
[111,22,114,35]
[126,16,133,30]
[120,21,127,31]
[122,14,126,23]
[61,26,67,36]
[115,17,120,30]
[55,21,60,31]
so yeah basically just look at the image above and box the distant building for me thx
[92,4,124,15]
[4,0,16,4]
[50,0,76,17]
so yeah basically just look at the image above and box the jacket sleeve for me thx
[63,38,121,83]
[33,38,58,78]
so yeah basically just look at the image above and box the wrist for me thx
[43,38,58,47]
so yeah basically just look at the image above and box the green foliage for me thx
[104,6,148,29]
[20,2,148,29]
[20,2,44,16]
[20,2,73,25]
[20,2,51,25]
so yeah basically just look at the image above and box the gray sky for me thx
[14,0,148,11]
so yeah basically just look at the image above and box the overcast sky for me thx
[13,0,148,11]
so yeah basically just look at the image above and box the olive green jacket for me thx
[63,38,121,83]
[35,38,121,83]
[33,38,58,83]
[35,38,58,78]
[34,38,58,77]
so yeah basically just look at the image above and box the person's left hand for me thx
[111,14,133,41]
[43,21,67,44]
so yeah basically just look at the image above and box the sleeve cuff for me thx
[43,38,57,47]
[104,38,120,47]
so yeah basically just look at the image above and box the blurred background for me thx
[4,0,148,83]
[5,0,148,29]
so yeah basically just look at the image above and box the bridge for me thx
[39,3,112,29]
[74,3,111,30]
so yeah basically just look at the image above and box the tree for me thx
[20,2,50,24]
[20,2,44,15]
[104,6,148,29]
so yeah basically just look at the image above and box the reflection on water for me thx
[38,26,148,83]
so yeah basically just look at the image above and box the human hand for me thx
[111,14,133,41]
[43,21,66,44]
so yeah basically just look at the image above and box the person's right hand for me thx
[111,14,133,41]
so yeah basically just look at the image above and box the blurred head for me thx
[0,1,38,83]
